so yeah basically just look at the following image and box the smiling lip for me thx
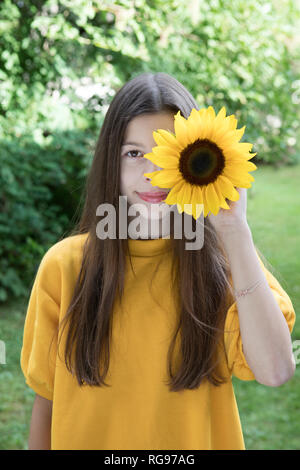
[137,191,169,202]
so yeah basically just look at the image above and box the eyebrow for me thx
[121,141,147,149]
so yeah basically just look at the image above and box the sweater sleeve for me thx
[224,252,296,381]
[20,247,61,400]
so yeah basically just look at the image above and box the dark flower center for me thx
[179,139,225,185]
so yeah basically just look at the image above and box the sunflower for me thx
[143,106,257,219]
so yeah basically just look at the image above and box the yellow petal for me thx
[189,108,203,127]
[143,170,159,179]
[232,180,252,188]
[177,202,184,214]
[189,108,210,140]
[191,186,204,219]
[217,175,240,201]
[244,161,257,171]
[174,111,189,148]
[223,166,255,183]
[198,108,207,118]
[183,183,194,216]
[144,150,179,169]
[209,107,227,136]
[207,106,216,120]
[192,185,204,204]
[187,110,202,142]
[222,172,253,188]
[164,179,185,205]
[214,181,230,210]
[152,145,180,158]
[202,107,216,140]
[225,156,257,168]
[145,168,182,187]
[176,181,190,207]
[201,186,211,217]
[154,129,178,148]
[227,115,238,131]
[230,142,254,153]
[152,130,170,147]
[195,205,204,219]
[223,113,237,126]
[210,117,232,142]
[216,106,227,121]
[183,202,194,216]
[144,155,179,170]
[225,160,257,173]
[205,182,220,215]
[230,124,246,142]
[227,149,257,161]
[193,205,204,220]
[217,126,246,149]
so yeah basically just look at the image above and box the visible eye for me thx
[125,149,143,159]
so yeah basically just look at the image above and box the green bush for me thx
[0,130,94,302]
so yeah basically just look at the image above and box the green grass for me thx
[234,163,300,450]
[0,298,35,450]
[0,163,299,450]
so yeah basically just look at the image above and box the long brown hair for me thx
[58,72,236,392]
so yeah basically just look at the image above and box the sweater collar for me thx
[127,237,172,257]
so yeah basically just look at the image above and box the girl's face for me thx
[120,112,175,229]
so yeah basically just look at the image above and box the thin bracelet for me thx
[234,277,265,299]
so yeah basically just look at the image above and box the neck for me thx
[127,213,171,239]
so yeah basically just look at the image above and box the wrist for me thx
[218,222,253,250]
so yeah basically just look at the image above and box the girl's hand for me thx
[207,187,250,240]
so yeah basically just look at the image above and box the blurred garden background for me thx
[0,0,299,449]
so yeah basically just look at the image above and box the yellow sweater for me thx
[20,233,295,450]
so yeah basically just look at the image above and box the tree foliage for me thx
[1,0,299,161]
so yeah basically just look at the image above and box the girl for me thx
[21,72,296,450]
